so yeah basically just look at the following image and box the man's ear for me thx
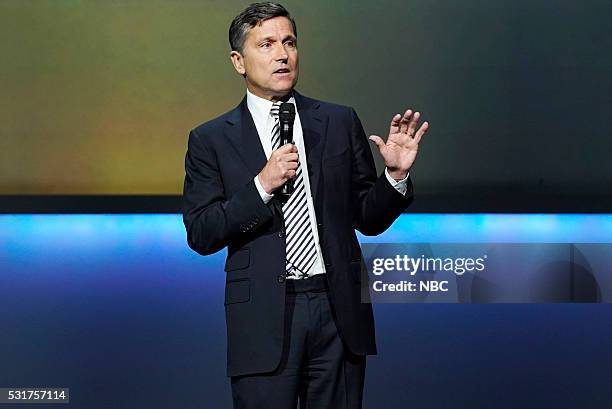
[230,51,246,76]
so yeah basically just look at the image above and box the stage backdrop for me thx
[1,0,611,195]
[1,214,611,409]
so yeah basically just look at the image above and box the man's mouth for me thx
[273,68,290,74]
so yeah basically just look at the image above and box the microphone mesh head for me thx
[279,102,295,123]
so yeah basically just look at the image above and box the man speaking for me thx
[182,2,429,408]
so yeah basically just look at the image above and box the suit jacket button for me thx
[278,230,284,238]
[277,275,285,283]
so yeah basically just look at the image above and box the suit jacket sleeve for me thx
[349,108,414,235]
[182,128,274,256]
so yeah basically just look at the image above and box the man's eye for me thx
[261,42,271,48]
[285,40,295,47]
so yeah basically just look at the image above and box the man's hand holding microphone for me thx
[257,102,297,203]
[257,143,298,195]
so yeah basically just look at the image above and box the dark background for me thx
[1,0,611,206]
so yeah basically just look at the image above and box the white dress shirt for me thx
[246,88,409,277]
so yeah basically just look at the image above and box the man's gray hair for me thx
[229,2,297,54]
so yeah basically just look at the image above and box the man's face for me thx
[230,16,299,100]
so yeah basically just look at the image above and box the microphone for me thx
[277,102,296,202]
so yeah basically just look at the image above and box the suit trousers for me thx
[230,274,367,409]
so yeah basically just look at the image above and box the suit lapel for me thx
[223,91,328,211]
[294,91,327,209]
[224,96,268,177]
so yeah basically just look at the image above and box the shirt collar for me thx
[246,88,296,121]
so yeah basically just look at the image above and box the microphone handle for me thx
[278,121,295,202]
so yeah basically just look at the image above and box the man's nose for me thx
[274,43,289,61]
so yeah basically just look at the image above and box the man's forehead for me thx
[248,17,295,40]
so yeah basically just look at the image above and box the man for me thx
[182,2,429,408]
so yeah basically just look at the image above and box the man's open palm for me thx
[369,109,429,179]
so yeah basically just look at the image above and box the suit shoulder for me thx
[302,95,354,115]
[190,109,234,138]
[301,96,357,124]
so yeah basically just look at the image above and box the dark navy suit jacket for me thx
[182,90,413,377]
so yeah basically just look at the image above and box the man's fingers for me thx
[407,111,420,137]
[369,135,385,148]
[272,144,298,161]
[281,160,298,169]
[281,152,299,162]
[413,121,429,144]
[389,113,401,135]
[276,143,297,153]
[399,109,412,134]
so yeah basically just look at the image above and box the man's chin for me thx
[272,79,298,96]
[269,86,296,99]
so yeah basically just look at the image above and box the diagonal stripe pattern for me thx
[270,102,317,280]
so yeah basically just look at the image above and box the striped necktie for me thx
[270,102,318,280]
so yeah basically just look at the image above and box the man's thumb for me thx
[369,135,384,148]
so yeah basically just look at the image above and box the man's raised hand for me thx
[369,109,429,180]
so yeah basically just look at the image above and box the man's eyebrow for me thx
[256,34,296,43]
[255,36,275,44]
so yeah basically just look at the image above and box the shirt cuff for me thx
[254,175,274,204]
[385,168,409,196]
